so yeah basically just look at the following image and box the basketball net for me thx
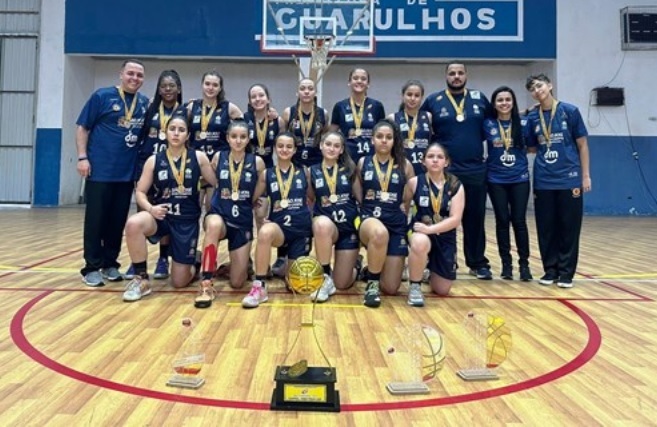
[305,35,335,84]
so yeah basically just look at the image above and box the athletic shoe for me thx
[242,280,268,308]
[407,282,425,307]
[123,264,136,280]
[469,267,493,280]
[83,271,104,287]
[101,267,123,282]
[194,279,216,309]
[310,274,336,303]
[354,254,364,281]
[519,265,533,282]
[501,264,513,280]
[271,257,286,278]
[122,277,152,302]
[538,273,557,286]
[557,278,574,289]
[153,257,170,279]
[363,280,381,308]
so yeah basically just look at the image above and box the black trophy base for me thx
[270,366,340,412]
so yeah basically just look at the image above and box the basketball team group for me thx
[75,59,591,310]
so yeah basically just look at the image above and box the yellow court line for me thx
[225,302,365,309]
[0,266,79,273]
[581,272,657,279]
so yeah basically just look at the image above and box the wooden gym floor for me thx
[0,205,656,425]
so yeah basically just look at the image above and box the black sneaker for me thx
[363,280,381,308]
[354,255,364,281]
[519,265,533,282]
[469,267,493,280]
[557,277,573,289]
[538,272,557,286]
[501,264,513,280]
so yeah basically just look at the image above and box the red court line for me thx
[11,293,602,412]
[0,248,83,280]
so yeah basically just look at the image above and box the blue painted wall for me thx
[34,128,62,206]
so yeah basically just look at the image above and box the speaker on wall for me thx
[592,87,625,107]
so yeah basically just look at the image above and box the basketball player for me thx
[76,59,149,287]
[357,119,414,308]
[421,62,494,280]
[484,86,532,281]
[330,68,386,163]
[405,143,465,305]
[243,132,313,308]
[122,113,216,302]
[195,121,265,308]
[525,74,591,289]
[308,131,361,302]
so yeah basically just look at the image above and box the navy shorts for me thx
[335,229,360,251]
[222,223,253,251]
[360,217,409,257]
[281,227,312,260]
[427,234,457,280]
[149,218,199,265]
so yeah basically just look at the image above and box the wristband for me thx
[78,156,88,161]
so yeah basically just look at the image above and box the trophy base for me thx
[457,368,499,381]
[386,381,430,395]
[271,366,340,412]
[166,375,205,389]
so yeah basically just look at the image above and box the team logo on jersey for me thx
[185,168,192,179]
[544,149,559,164]
[423,123,429,131]
[392,173,399,184]
[437,95,443,101]
[473,105,480,115]
[245,172,252,182]
[269,130,275,138]
[215,116,222,124]
[158,170,168,180]
[249,129,255,138]
[220,170,229,179]
[490,127,498,136]
[419,196,429,207]
[296,178,303,189]
[345,113,354,122]
[364,171,373,181]
[471,90,481,100]
[535,124,541,133]
[315,178,325,188]
[400,123,409,132]
[562,121,567,130]
[112,104,120,111]
[440,107,449,118]
[341,175,348,185]
[367,113,373,121]
[270,182,279,192]
[149,127,158,138]
[193,115,200,124]
[500,152,516,167]
[572,188,581,198]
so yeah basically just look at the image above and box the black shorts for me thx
[149,218,199,265]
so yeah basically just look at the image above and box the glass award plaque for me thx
[457,312,512,381]
[167,317,205,389]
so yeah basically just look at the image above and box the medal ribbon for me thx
[255,117,269,151]
[497,119,512,151]
[404,111,418,141]
[159,102,179,134]
[349,97,365,133]
[297,108,316,143]
[539,100,559,148]
[118,86,138,125]
[165,148,188,192]
[275,165,296,202]
[426,175,444,222]
[373,157,395,196]
[200,102,218,133]
[321,162,338,198]
[229,153,245,197]
[445,89,468,119]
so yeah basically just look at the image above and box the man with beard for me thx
[421,62,494,280]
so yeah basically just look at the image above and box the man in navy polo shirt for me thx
[76,59,150,287]
[421,62,494,280]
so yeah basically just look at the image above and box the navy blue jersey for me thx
[76,86,149,182]
[244,110,279,169]
[413,173,462,242]
[266,166,312,237]
[360,156,407,234]
[525,102,588,190]
[210,151,258,229]
[331,97,385,163]
[309,163,358,234]
[136,104,185,180]
[484,118,530,184]
[288,104,327,167]
[392,110,432,176]
[188,99,231,157]
[420,89,492,175]
[151,148,202,221]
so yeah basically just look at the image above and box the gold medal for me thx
[200,101,217,141]
[433,213,441,223]
[275,165,295,211]
[258,147,266,155]
[280,199,289,209]
[329,194,338,204]
[456,114,465,122]
[118,117,126,128]
[349,97,365,138]
[354,128,362,137]
[445,89,468,124]
[198,131,208,140]
[158,131,166,141]
[421,215,432,226]
[380,192,390,202]
[178,185,185,193]
[231,191,239,201]
[165,148,188,197]
[228,153,245,203]
[372,156,395,204]
[539,100,559,149]
[117,86,138,129]
[406,140,415,149]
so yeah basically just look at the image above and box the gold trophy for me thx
[167,317,205,389]
[270,256,340,412]
[457,312,512,381]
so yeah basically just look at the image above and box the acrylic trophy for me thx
[166,317,205,389]
[457,312,512,381]
[270,256,340,412]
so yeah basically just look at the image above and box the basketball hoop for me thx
[305,35,334,74]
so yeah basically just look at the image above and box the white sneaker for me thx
[122,277,152,302]
[242,280,269,308]
[407,282,425,307]
[310,274,336,303]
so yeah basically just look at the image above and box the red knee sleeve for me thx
[202,244,217,274]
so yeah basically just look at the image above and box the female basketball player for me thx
[195,121,265,308]
[388,80,433,176]
[122,113,216,302]
[405,143,465,305]
[357,119,414,308]
[330,68,386,163]
[124,69,184,281]
[484,86,532,281]
[307,131,361,303]
[525,74,591,289]
[242,132,313,308]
